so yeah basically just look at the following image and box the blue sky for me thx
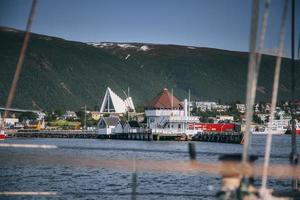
[0,0,299,57]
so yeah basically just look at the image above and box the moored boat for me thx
[0,130,7,140]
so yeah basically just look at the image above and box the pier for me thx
[192,132,243,144]
[7,130,242,143]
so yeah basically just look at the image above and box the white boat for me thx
[252,116,291,135]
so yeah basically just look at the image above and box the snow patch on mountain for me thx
[140,45,150,51]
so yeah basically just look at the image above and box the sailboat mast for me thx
[171,88,174,114]
[290,0,298,190]
[188,89,191,117]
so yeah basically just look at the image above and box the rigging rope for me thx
[3,0,38,119]
[290,0,298,190]
[255,0,271,78]
[242,0,260,164]
[261,0,289,195]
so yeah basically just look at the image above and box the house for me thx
[124,121,141,133]
[236,104,246,113]
[90,111,101,120]
[215,105,230,112]
[98,116,120,134]
[113,121,126,134]
[216,115,234,123]
[194,101,218,111]
[62,111,77,120]
[100,87,135,114]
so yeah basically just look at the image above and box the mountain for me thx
[0,27,299,111]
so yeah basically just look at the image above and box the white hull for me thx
[251,130,286,135]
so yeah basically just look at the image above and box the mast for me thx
[290,0,298,190]
[171,88,174,111]
[188,89,191,117]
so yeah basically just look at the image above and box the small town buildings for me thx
[100,87,135,114]
[236,104,246,113]
[98,116,120,134]
[215,115,234,123]
[2,118,19,128]
[62,111,77,120]
[114,121,126,134]
[90,111,101,120]
[193,101,218,111]
[215,104,230,112]
[124,121,142,133]
[257,113,269,122]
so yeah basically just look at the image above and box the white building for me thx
[215,115,234,123]
[62,111,77,120]
[100,87,135,114]
[145,88,199,135]
[194,101,218,111]
[236,104,246,113]
[124,121,142,133]
[114,121,126,134]
[98,116,120,134]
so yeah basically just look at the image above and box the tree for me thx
[19,112,38,122]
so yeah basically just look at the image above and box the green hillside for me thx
[0,27,299,111]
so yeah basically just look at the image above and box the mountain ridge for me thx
[0,27,299,111]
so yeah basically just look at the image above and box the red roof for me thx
[146,88,183,109]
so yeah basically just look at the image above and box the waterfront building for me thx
[123,121,142,133]
[114,121,126,134]
[98,116,120,134]
[100,87,135,114]
[145,88,199,135]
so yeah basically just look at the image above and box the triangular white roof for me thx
[100,87,135,113]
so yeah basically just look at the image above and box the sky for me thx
[0,0,299,57]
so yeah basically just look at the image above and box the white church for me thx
[100,87,135,114]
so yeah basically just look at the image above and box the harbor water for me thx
[0,135,299,200]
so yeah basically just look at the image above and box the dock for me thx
[7,130,242,143]
[192,132,243,144]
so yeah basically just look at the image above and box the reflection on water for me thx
[0,135,299,200]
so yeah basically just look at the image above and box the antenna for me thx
[123,90,128,98]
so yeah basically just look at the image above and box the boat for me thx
[252,116,291,135]
[0,129,7,140]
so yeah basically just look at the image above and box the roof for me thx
[118,120,127,127]
[146,88,183,109]
[103,116,120,126]
[128,121,140,128]
[100,87,135,113]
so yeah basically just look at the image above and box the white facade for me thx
[216,115,234,123]
[100,87,135,114]
[145,99,199,135]
[114,121,125,134]
[97,116,120,134]
[236,104,246,113]
[99,126,115,134]
[194,101,217,111]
